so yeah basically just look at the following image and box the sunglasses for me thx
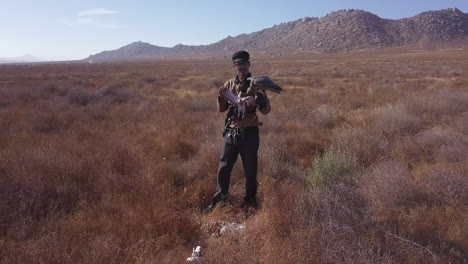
[233,61,249,66]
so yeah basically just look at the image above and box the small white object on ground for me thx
[186,246,204,263]
[202,220,246,237]
[220,222,246,235]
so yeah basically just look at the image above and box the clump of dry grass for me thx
[307,148,358,189]
[358,159,468,262]
[404,90,468,120]
[312,104,338,129]
[68,87,93,106]
[32,111,72,133]
[372,103,423,137]
[411,127,468,163]
[96,81,141,105]
[187,98,216,112]
[412,163,468,206]
[393,128,466,171]
[359,160,416,211]
[40,81,70,96]
[260,138,305,181]
[331,125,386,166]
[306,174,375,263]
[452,111,468,134]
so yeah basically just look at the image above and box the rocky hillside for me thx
[87,8,468,61]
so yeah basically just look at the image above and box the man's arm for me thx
[255,90,271,115]
[217,85,229,112]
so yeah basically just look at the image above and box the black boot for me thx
[203,202,217,214]
[242,198,259,213]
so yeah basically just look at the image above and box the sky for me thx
[1,0,467,60]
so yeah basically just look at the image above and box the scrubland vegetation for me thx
[0,49,467,263]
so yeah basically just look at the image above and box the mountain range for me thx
[87,8,468,62]
[0,55,77,64]
[0,55,41,64]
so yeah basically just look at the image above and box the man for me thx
[204,50,270,213]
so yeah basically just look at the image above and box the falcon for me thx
[248,75,284,93]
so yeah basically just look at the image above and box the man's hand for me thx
[218,86,229,98]
[254,92,267,109]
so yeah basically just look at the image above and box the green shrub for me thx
[307,148,358,189]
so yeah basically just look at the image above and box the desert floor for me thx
[0,48,467,263]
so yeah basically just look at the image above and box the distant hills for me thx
[87,8,468,62]
[0,54,40,64]
[0,55,77,64]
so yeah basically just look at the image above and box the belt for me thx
[225,126,258,135]
[224,126,258,145]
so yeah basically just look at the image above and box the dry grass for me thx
[0,48,467,263]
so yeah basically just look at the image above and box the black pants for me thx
[211,126,259,205]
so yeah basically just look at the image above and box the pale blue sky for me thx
[1,0,467,60]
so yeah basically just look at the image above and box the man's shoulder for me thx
[223,78,236,87]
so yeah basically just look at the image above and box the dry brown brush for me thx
[0,49,467,263]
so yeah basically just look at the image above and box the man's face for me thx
[234,61,250,77]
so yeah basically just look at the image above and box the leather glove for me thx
[255,92,267,109]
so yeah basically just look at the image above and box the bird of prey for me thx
[220,75,283,120]
[220,90,247,120]
[247,76,284,93]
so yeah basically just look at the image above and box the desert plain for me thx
[0,48,467,263]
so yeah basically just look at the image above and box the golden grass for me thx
[0,48,467,263]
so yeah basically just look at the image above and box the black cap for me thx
[232,50,250,64]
